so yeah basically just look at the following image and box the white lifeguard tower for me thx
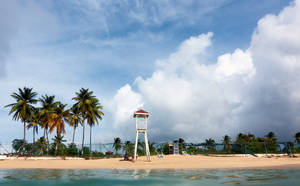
[133,109,150,161]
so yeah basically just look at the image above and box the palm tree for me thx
[205,138,216,152]
[27,108,40,154]
[39,95,58,144]
[137,140,145,155]
[51,135,67,156]
[178,138,186,153]
[237,133,244,141]
[5,87,38,152]
[222,135,231,152]
[67,106,82,144]
[48,102,70,156]
[247,133,255,142]
[123,141,134,156]
[149,142,157,155]
[113,137,122,155]
[86,98,104,157]
[236,133,249,144]
[265,132,277,142]
[72,88,94,155]
[295,132,300,144]
[27,108,40,144]
[72,88,104,156]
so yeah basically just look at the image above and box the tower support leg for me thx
[144,131,150,161]
[134,131,139,161]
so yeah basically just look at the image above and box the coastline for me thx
[1,155,300,170]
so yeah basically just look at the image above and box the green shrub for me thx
[12,139,25,153]
[66,143,79,156]
[186,146,198,155]
[82,147,90,157]
[92,151,105,158]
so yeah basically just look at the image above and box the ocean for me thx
[0,169,299,186]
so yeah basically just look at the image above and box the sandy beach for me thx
[1,155,300,170]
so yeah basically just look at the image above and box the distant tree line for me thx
[114,132,300,156]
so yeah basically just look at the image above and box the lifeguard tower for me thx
[133,109,150,161]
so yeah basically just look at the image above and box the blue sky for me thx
[1,0,299,144]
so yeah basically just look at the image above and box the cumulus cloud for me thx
[110,84,143,129]
[110,0,300,142]
[215,49,255,82]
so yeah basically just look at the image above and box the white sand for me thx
[1,155,300,170]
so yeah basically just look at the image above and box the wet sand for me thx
[1,155,300,170]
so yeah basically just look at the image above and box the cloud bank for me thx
[110,0,300,142]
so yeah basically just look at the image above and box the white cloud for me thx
[110,84,144,129]
[110,0,300,142]
[111,32,250,142]
[155,32,213,71]
[215,49,255,82]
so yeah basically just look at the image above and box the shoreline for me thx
[1,155,300,170]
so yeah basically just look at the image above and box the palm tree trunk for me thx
[43,128,46,139]
[90,125,92,157]
[55,132,59,156]
[46,129,49,143]
[55,139,58,156]
[33,128,35,144]
[32,128,35,155]
[72,126,76,144]
[41,128,46,155]
[46,129,49,155]
[81,123,85,156]
[23,122,26,154]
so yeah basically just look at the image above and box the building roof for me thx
[136,109,148,114]
[133,109,149,118]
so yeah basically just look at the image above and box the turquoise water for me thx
[0,169,299,185]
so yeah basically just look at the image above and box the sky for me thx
[1,0,300,144]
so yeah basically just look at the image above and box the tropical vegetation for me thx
[4,87,300,158]
[5,87,104,157]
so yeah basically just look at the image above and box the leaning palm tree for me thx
[113,137,122,155]
[86,98,104,157]
[5,87,38,153]
[48,102,70,156]
[67,106,82,144]
[72,88,103,156]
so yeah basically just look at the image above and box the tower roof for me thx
[133,109,149,118]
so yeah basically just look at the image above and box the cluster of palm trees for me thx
[206,132,300,154]
[5,87,104,156]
